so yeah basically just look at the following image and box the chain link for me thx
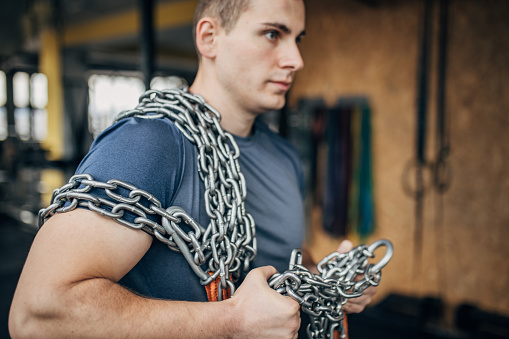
[269,239,393,339]
[39,88,257,300]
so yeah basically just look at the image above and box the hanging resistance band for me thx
[323,98,376,240]
[323,104,352,237]
[350,98,375,241]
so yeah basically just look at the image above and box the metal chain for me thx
[39,88,257,300]
[38,87,394,339]
[269,239,394,339]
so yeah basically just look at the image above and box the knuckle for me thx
[289,299,300,312]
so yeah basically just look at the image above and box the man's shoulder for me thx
[101,116,183,141]
[75,115,191,220]
[89,116,189,157]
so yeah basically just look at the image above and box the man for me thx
[9,0,375,338]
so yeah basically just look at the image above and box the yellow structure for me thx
[39,27,64,161]
[63,0,198,47]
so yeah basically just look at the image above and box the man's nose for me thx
[279,42,304,71]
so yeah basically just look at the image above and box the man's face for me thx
[214,0,305,115]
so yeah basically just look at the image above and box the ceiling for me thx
[0,0,198,74]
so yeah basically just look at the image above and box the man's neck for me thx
[189,71,257,138]
[215,108,257,138]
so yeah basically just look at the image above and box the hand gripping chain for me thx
[269,240,394,339]
[39,88,257,300]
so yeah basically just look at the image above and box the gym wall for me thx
[291,0,509,320]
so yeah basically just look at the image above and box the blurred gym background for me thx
[0,0,508,338]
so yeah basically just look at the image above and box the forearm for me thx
[10,210,300,339]
[10,277,236,339]
[9,210,237,338]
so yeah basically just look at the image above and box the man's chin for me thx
[259,103,286,114]
[249,92,287,114]
[265,93,287,110]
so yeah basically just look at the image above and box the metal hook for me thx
[367,239,394,274]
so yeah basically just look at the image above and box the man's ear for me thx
[195,17,220,59]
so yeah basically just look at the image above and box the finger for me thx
[343,293,373,314]
[337,239,353,253]
[251,265,278,280]
[348,294,372,306]
[363,286,377,297]
[343,302,364,314]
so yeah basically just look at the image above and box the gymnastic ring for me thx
[402,159,433,198]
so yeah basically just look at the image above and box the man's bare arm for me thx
[9,209,300,339]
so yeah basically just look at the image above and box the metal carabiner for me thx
[367,239,394,274]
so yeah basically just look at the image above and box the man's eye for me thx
[265,31,278,40]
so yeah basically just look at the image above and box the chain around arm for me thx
[39,88,257,300]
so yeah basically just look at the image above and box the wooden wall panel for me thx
[290,0,509,318]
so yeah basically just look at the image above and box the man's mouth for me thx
[270,80,292,91]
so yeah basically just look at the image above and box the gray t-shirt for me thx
[75,116,305,301]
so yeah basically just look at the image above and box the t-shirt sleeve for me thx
[74,117,185,223]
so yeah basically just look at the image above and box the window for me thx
[150,76,186,90]
[11,72,49,141]
[88,74,144,138]
[87,74,187,138]
[13,72,30,140]
[30,73,48,141]
[0,72,49,142]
